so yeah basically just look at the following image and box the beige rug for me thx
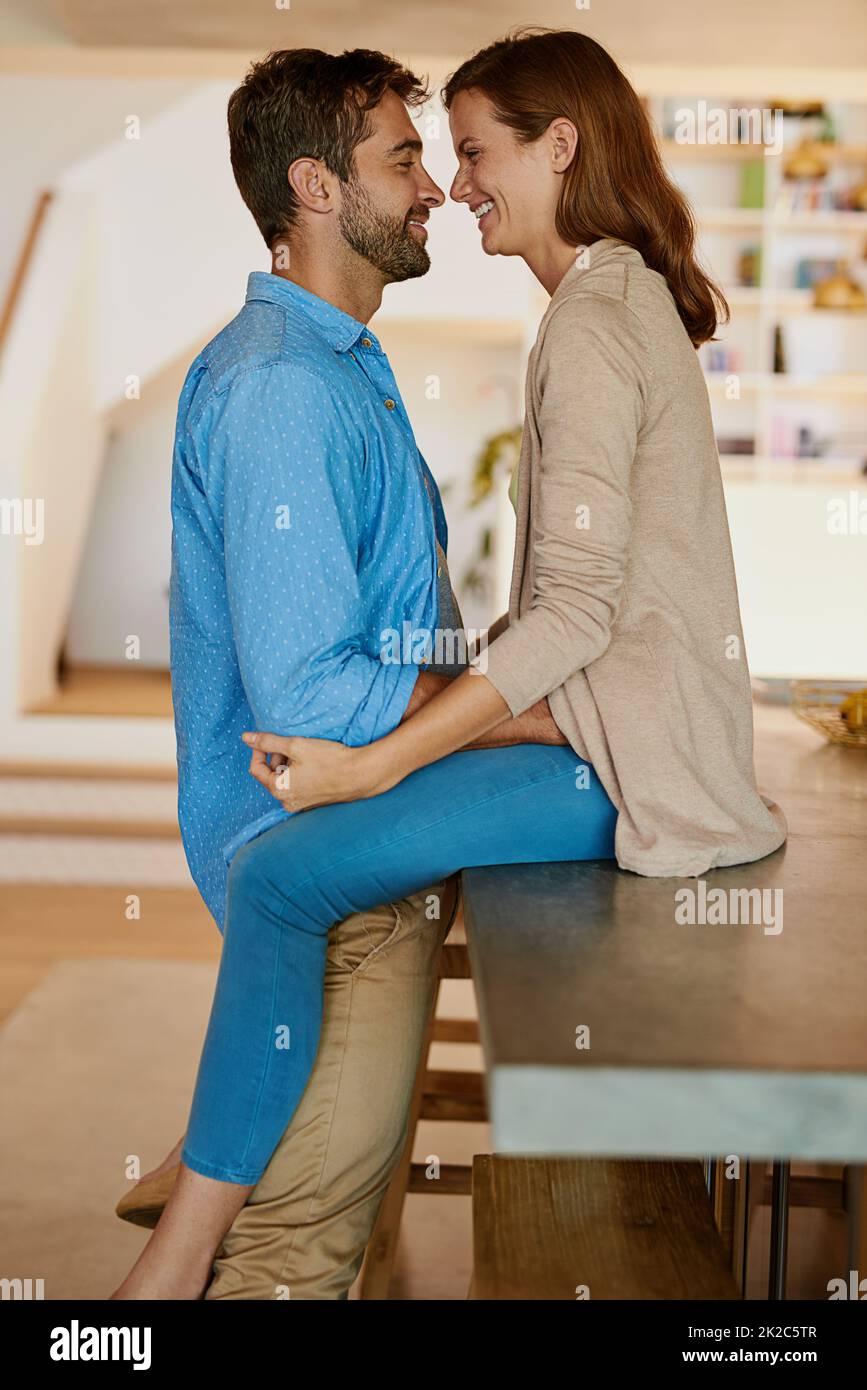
[0,957,215,1300]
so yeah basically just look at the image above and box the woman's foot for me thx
[110,1243,215,1301]
[110,1162,254,1300]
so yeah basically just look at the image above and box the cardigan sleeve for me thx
[476,292,648,716]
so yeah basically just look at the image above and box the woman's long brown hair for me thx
[442,28,728,347]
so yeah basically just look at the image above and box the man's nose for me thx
[417,165,446,208]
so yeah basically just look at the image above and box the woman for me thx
[112,28,786,1299]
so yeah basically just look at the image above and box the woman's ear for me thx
[549,117,578,174]
[287,157,336,215]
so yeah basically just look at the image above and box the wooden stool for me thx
[708,1156,867,1299]
[358,903,485,1299]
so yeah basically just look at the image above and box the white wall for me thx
[0,76,194,312]
[375,325,523,633]
[64,377,183,669]
[725,470,867,679]
[1,189,107,709]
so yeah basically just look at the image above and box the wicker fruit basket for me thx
[791,681,867,749]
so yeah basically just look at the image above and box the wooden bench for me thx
[470,1155,740,1300]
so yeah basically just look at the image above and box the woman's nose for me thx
[449,168,471,203]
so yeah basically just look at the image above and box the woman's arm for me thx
[375,660,568,786]
[399,652,565,748]
[244,662,564,811]
[473,296,646,718]
[372,667,513,786]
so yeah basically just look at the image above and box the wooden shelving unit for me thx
[655,97,867,472]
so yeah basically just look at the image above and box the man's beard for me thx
[338,174,430,281]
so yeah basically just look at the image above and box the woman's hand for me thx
[241,730,392,812]
[242,668,511,812]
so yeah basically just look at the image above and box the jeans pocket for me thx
[328,881,450,975]
[358,900,406,964]
[326,901,403,974]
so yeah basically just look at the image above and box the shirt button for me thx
[437,564,443,577]
[361,337,373,348]
[384,398,396,409]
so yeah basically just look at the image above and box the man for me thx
[117,46,560,1300]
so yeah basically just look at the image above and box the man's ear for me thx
[548,117,578,174]
[287,157,337,215]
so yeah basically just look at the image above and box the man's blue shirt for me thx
[169,271,445,930]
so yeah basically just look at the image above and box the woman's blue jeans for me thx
[181,743,617,1184]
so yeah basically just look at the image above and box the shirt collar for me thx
[244,270,381,353]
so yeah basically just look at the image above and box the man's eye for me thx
[466,149,480,162]
[398,161,414,169]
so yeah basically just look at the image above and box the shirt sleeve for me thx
[477,293,648,716]
[215,362,417,744]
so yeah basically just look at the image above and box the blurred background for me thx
[1,0,866,1300]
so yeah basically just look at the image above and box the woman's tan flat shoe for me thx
[115,1164,179,1229]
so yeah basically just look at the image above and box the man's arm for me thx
[466,694,567,748]
[468,615,567,745]
[401,670,566,748]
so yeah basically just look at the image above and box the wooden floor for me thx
[0,884,217,1024]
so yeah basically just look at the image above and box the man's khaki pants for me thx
[205,874,460,1299]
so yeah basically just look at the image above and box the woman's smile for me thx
[472,198,496,230]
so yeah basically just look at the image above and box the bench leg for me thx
[768,1160,790,1300]
[845,1163,867,1274]
[710,1157,739,1273]
[733,1160,753,1297]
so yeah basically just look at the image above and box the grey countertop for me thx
[462,703,867,1159]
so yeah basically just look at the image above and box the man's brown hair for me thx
[228,47,429,249]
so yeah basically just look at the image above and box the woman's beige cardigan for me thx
[479,238,787,877]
